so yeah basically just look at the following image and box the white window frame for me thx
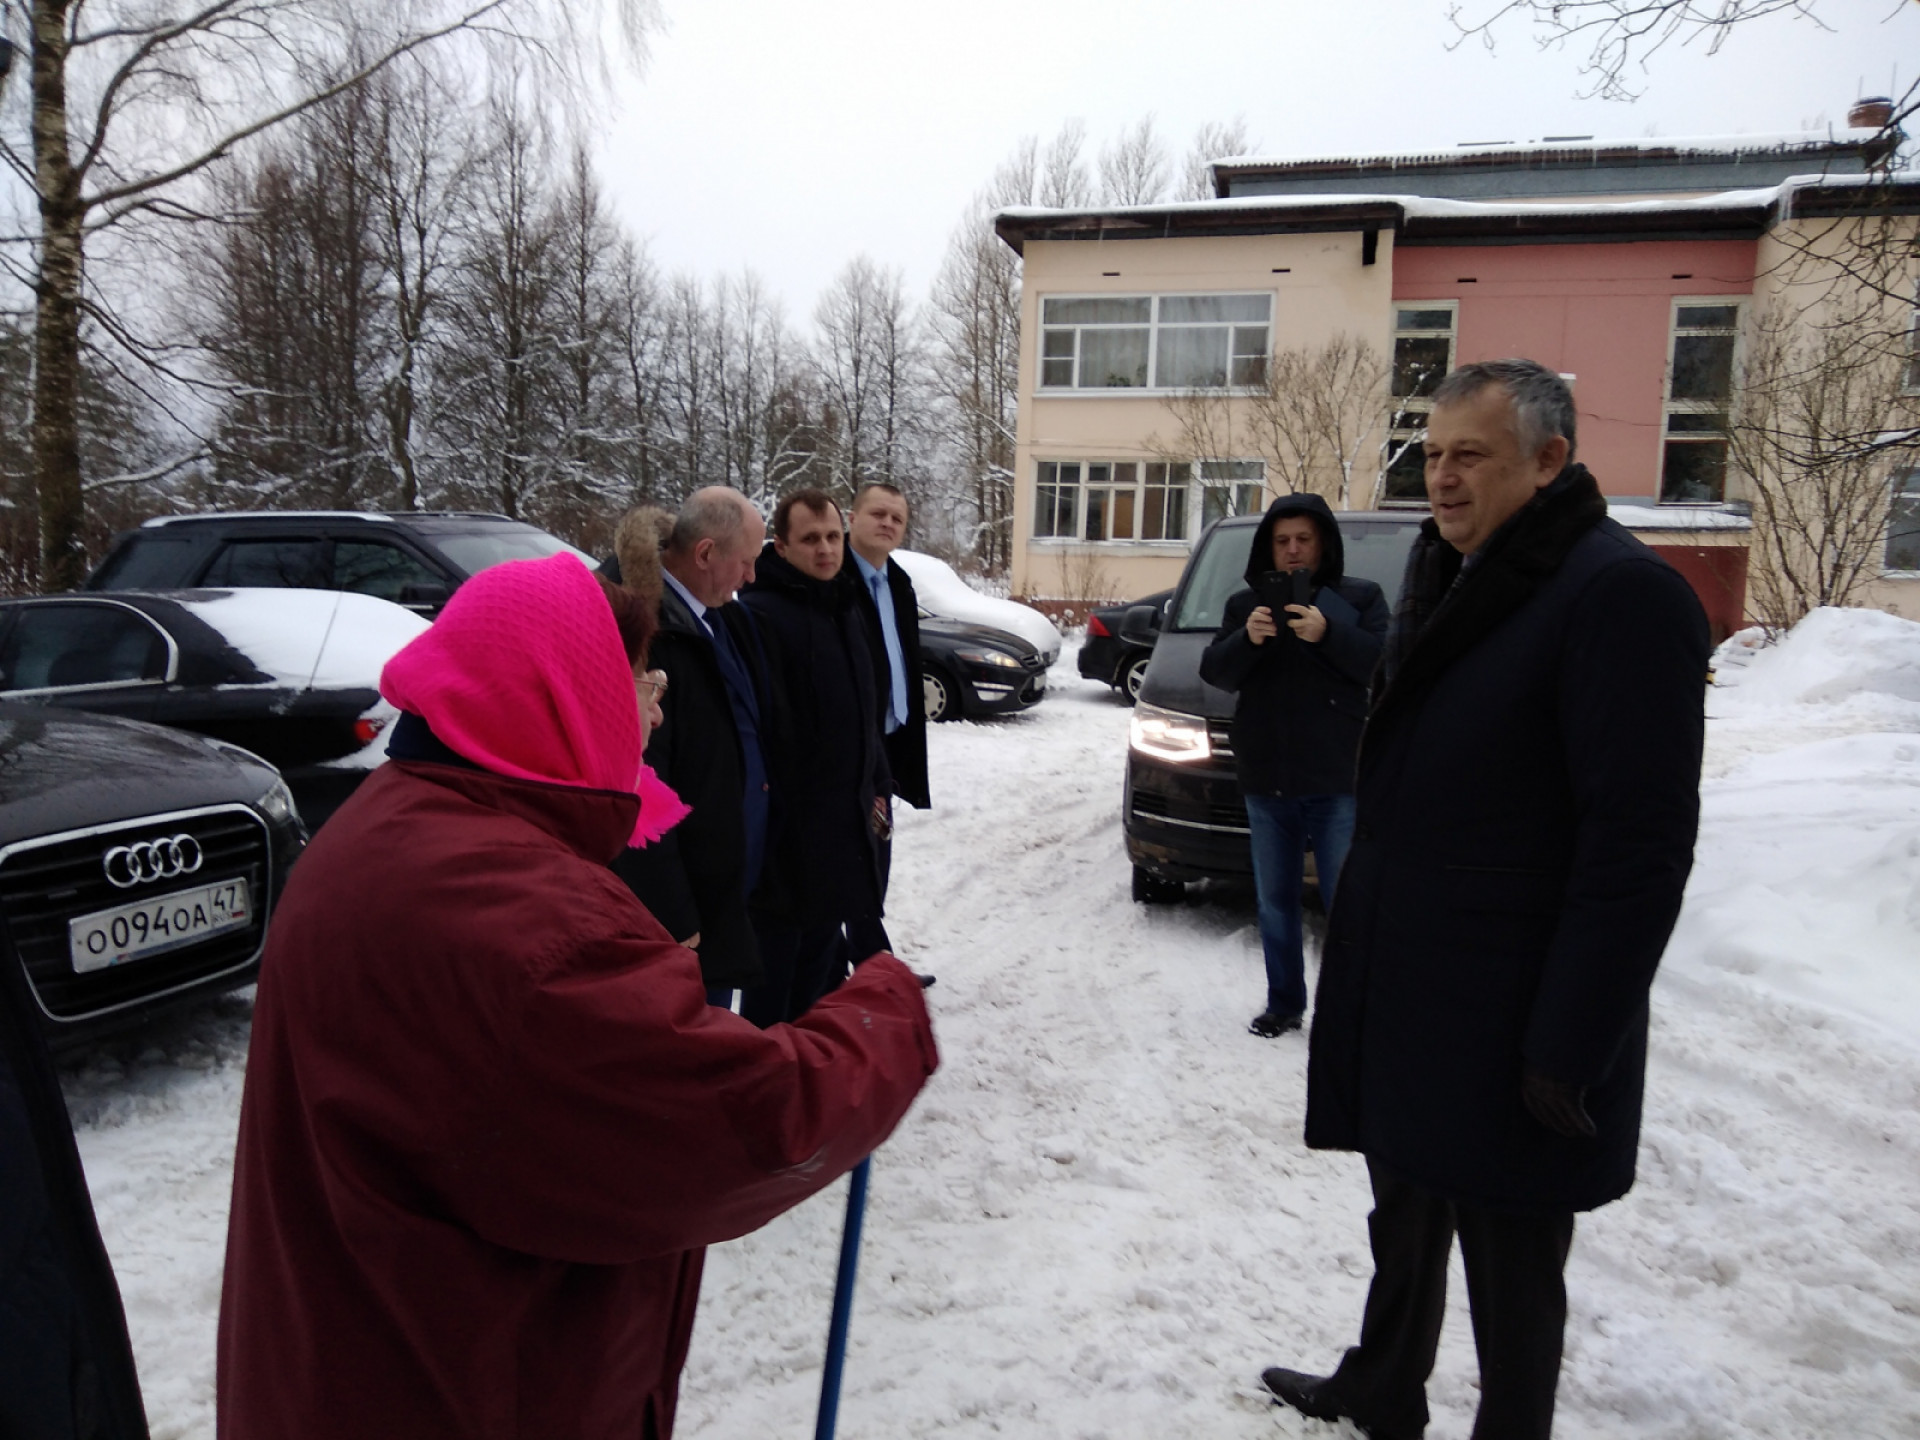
[1886,466,1920,576]
[1030,457,1268,546]
[1382,301,1457,507]
[1037,292,1273,395]
[1659,297,1745,506]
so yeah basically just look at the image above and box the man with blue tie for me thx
[611,488,773,1008]
[843,484,929,964]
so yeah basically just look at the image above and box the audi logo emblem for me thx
[102,835,204,890]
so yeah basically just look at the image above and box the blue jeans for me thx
[1244,793,1356,1018]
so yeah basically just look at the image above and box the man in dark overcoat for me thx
[1263,360,1709,1440]
[610,488,776,1007]
[842,482,928,963]
[739,489,892,1027]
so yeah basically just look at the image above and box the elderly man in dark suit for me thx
[1263,360,1709,1440]
[842,483,929,963]
[611,487,773,1008]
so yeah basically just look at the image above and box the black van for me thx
[1122,509,1423,902]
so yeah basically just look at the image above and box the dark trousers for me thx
[1330,1157,1575,1440]
[740,922,852,1028]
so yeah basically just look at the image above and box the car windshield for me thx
[1171,516,1424,631]
[429,526,595,577]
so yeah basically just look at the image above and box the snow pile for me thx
[1672,608,1920,1053]
[1713,607,1920,708]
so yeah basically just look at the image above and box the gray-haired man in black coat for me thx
[1263,361,1709,1440]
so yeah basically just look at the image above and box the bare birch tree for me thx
[1449,1,1830,100]
[1157,335,1392,508]
[1179,117,1252,202]
[0,0,658,588]
[1097,114,1168,206]
[1730,292,1920,631]
[812,255,927,505]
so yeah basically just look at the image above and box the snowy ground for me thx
[59,611,1920,1440]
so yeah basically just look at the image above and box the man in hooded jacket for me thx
[1200,493,1388,1038]
[1262,361,1707,1440]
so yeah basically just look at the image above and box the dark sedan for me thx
[0,589,427,828]
[1078,589,1173,703]
[0,702,305,1047]
[919,615,1047,722]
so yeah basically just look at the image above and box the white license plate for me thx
[1031,672,1047,692]
[69,878,252,974]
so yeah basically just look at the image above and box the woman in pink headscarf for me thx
[217,554,936,1440]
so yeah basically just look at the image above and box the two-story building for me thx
[995,103,1920,637]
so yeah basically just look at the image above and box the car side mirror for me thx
[1119,603,1162,646]
[397,581,453,611]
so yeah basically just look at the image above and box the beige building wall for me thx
[1741,216,1920,624]
[1012,229,1396,603]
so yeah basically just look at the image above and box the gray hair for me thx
[667,486,756,556]
[1430,359,1577,461]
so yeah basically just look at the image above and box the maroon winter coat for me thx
[217,760,938,1439]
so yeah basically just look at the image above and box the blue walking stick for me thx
[814,1156,872,1440]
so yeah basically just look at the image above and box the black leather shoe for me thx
[1260,1367,1346,1422]
[1248,1010,1303,1038]
[1261,1367,1412,1440]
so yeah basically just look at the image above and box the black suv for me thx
[1122,510,1423,902]
[85,511,592,615]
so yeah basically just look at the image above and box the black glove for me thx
[1521,1066,1596,1139]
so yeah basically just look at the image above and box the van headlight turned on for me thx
[1129,702,1211,764]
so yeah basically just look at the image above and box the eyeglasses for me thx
[634,670,669,702]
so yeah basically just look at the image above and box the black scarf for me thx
[1374,463,1608,718]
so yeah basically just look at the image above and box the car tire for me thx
[923,667,958,723]
[1119,652,1150,705]
[1131,865,1185,905]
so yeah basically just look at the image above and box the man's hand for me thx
[1247,605,1279,645]
[1284,603,1327,644]
[871,795,892,840]
[683,932,701,951]
[1522,1066,1596,1139]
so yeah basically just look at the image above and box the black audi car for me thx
[919,615,1047,722]
[0,702,305,1048]
[1123,510,1423,903]
[85,510,593,616]
[1078,589,1173,703]
[0,589,426,828]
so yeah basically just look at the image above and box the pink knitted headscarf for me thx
[380,553,688,847]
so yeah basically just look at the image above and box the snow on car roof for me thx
[165,588,429,690]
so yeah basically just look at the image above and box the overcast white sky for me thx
[594,0,1920,323]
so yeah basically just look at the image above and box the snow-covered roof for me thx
[1211,127,1888,175]
[994,171,1920,252]
[998,170,1916,227]
[1608,503,1752,533]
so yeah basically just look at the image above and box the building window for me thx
[1039,293,1271,391]
[1198,460,1267,527]
[1034,461,1081,538]
[1032,458,1267,543]
[1889,468,1920,572]
[1141,464,1189,541]
[1659,301,1741,504]
[1383,303,1456,504]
